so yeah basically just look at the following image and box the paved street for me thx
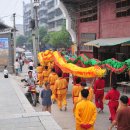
[16,65,119,130]
[0,73,62,130]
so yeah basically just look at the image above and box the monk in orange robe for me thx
[54,72,68,111]
[42,66,51,84]
[72,78,82,105]
[48,68,58,103]
[75,89,97,130]
[78,82,94,102]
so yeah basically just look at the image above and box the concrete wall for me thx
[0,33,14,73]
[79,0,130,40]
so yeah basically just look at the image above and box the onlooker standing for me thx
[94,77,105,112]
[41,82,52,113]
[75,89,97,130]
[104,85,120,122]
[14,59,20,76]
[3,66,8,78]
[108,95,130,130]
[19,57,23,72]
[28,60,34,70]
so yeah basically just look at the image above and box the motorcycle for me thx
[21,79,39,107]
[25,85,40,107]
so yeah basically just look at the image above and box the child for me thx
[41,82,52,113]
[3,66,8,78]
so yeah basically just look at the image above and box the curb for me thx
[10,75,35,113]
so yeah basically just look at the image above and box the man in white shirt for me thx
[14,59,20,76]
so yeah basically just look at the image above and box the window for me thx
[80,0,98,23]
[48,12,55,20]
[115,0,130,17]
[48,22,55,29]
[56,19,64,26]
[80,33,96,51]
[47,0,54,9]
[55,8,62,16]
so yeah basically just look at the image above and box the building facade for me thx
[23,2,32,36]
[16,24,24,37]
[60,0,130,57]
[46,0,65,32]
[23,0,65,36]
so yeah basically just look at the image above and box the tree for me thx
[48,24,71,48]
[16,35,27,47]
[39,27,47,42]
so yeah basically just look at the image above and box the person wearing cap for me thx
[48,68,58,103]
[108,95,130,130]
[75,89,97,130]
[78,82,94,102]
[41,82,52,113]
[104,84,120,122]
[94,77,105,112]
[54,72,68,111]
[42,66,51,84]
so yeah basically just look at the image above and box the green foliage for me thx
[39,27,47,42]
[48,24,71,48]
[27,36,33,44]
[16,35,27,47]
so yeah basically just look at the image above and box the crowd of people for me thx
[12,55,130,130]
[34,62,130,130]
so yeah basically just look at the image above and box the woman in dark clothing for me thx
[41,82,52,113]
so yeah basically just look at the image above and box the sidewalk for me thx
[0,73,62,130]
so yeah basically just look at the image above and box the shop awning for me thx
[84,37,130,48]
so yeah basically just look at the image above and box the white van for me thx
[24,51,33,61]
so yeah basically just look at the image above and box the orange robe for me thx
[72,84,82,105]
[36,66,43,86]
[48,72,58,101]
[42,69,51,84]
[78,87,94,102]
[54,77,68,109]
[75,100,97,130]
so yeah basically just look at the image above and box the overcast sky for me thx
[0,0,30,27]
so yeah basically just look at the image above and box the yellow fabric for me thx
[53,51,106,78]
[37,73,43,86]
[56,93,67,109]
[36,66,43,73]
[48,72,58,101]
[78,87,94,102]
[48,73,58,85]
[72,84,82,105]
[75,100,97,130]
[42,70,50,83]
[54,78,68,109]
[54,78,67,95]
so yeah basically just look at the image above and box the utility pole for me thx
[30,0,37,67]
[13,13,16,65]
[30,0,40,67]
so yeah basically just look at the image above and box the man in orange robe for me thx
[72,78,82,105]
[75,89,97,130]
[42,66,51,84]
[48,68,58,103]
[78,82,94,102]
[54,72,68,111]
